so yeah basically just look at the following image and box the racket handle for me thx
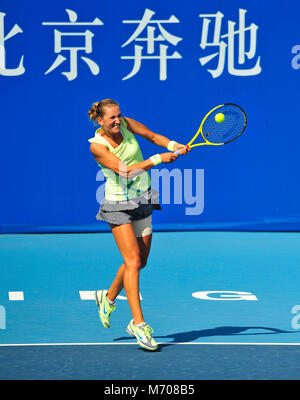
[174,145,190,155]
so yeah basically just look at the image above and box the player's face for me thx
[98,105,122,135]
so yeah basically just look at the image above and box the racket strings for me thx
[201,104,246,144]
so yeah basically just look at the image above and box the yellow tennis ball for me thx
[215,113,225,123]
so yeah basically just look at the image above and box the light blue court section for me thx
[0,231,300,345]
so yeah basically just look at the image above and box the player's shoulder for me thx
[89,141,108,155]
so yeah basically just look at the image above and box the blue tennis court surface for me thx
[1,231,300,380]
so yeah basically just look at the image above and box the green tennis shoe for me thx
[126,319,158,351]
[95,290,116,328]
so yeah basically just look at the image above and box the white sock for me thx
[135,322,146,327]
[106,295,115,306]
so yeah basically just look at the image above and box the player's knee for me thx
[126,255,142,271]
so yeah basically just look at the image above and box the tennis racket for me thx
[175,103,247,154]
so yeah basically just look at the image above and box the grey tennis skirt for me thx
[96,188,162,225]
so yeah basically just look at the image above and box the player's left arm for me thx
[123,116,189,154]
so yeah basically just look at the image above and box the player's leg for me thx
[107,221,157,350]
[108,222,146,325]
[106,232,152,303]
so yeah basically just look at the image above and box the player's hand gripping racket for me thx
[175,103,247,154]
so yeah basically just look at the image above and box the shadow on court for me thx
[114,325,297,345]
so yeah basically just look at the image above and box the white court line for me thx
[1,342,300,347]
[8,291,24,301]
[79,290,142,300]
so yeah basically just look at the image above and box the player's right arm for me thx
[90,143,178,178]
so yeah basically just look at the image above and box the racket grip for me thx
[174,145,190,155]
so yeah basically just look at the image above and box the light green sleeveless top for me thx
[89,118,151,201]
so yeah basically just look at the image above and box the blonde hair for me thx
[88,99,119,121]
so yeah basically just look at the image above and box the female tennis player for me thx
[88,99,188,351]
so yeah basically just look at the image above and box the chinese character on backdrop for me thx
[42,9,103,81]
[121,8,182,81]
[199,8,261,78]
[0,12,25,76]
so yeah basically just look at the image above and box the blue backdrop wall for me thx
[1,0,300,233]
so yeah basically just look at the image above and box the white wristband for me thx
[167,140,177,152]
[150,154,162,166]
